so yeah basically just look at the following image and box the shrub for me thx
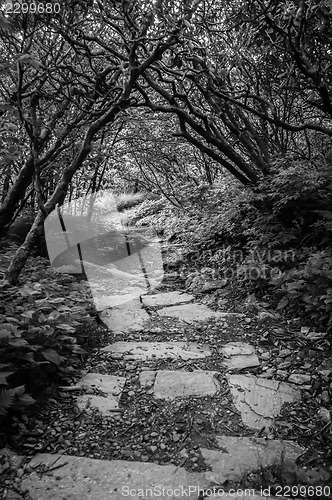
[0,266,92,423]
[166,159,332,329]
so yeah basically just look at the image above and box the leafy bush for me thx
[271,249,332,329]
[0,261,93,422]
[126,197,168,228]
[164,159,332,330]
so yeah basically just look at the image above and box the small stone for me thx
[150,432,159,437]
[288,373,311,385]
[276,370,288,378]
[317,407,331,423]
[279,349,292,358]
[16,468,24,478]
[127,391,135,397]
[150,446,157,453]
[278,361,292,369]
[172,433,180,442]
[259,372,272,379]
[244,318,251,323]
[260,352,270,360]
[321,390,331,405]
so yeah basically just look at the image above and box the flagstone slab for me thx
[221,342,260,370]
[102,341,211,360]
[77,373,125,416]
[201,435,304,484]
[99,298,150,333]
[157,303,230,323]
[21,454,207,500]
[153,370,220,400]
[94,287,147,311]
[141,291,194,307]
[228,374,301,430]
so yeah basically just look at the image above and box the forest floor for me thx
[0,241,332,499]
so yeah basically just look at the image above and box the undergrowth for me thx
[158,158,332,331]
[0,255,94,424]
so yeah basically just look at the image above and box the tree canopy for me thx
[0,0,331,281]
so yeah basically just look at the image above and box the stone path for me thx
[2,290,307,499]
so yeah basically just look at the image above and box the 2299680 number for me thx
[4,2,61,14]
[275,485,331,497]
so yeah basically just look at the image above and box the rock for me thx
[100,299,151,333]
[102,341,211,361]
[153,370,221,400]
[157,303,242,323]
[201,435,304,484]
[228,374,301,430]
[317,407,331,423]
[77,373,125,415]
[221,342,260,370]
[320,390,331,405]
[276,370,288,378]
[0,448,24,469]
[141,291,194,307]
[288,373,311,385]
[301,326,310,334]
[278,361,292,369]
[279,349,292,358]
[259,369,275,379]
[94,289,146,310]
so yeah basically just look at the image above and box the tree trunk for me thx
[5,99,133,284]
[0,157,34,233]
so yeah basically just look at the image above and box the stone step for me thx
[93,287,146,311]
[3,449,289,500]
[200,435,304,484]
[19,453,206,499]
[100,298,151,333]
[156,303,235,322]
[221,341,260,370]
[76,373,126,416]
[141,291,194,307]
[140,370,220,400]
[102,341,211,360]
[227,374,301,430]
